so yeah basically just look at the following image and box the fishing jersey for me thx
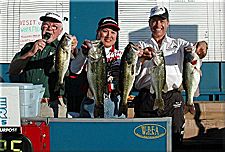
[9,39,59,98]
[104,45,123,94]
[70,45,123,96]
[135,35,192,92]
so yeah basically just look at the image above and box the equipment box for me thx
[49,117,172,152]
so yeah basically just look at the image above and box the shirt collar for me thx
[163,34,173,44]
[151,34,170,43]
[105,45,115,55]
[105,46,111,55]
[49,39,59,48]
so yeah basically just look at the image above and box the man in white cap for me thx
[9,12,78,118]
[133,5,208,148]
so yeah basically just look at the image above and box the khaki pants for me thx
[38,97,67,118]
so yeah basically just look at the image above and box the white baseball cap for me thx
[149,6,169,20]
[40,12,63,23]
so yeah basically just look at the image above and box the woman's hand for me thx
[81,40,92,55]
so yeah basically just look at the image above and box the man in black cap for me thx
[9,12,78,118]
[133,5,208,148]
[70,17,126,118]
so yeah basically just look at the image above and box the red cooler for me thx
[21,119,50,152]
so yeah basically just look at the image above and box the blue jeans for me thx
[80,95,126,118]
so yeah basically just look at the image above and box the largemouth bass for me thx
[149,50,167,111]
[183,46,201,114]
[55,32,72,91]
[87,40,107,117]
[119,42,139,115]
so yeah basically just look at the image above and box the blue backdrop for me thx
[70,0,116,48]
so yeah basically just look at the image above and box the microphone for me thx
[38,32,51,53]
[43,32,51,41]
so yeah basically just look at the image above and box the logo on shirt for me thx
[166,40,178,53]
[134,124,166,139]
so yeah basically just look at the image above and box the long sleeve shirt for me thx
[135,35,192,92]
[9,40,59,98]
[70,46,123,95]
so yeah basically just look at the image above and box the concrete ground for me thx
[176,101,225,152]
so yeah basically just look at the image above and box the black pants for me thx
[64,70,88,114]
[134,89,185,148]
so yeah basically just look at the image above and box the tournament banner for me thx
[0,87,20,128]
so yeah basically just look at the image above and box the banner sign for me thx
[0,87,20,127]
[19,13,42,49]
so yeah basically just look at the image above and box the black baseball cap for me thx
[97,17,120,31]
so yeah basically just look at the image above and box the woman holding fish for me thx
[70,17,137,118]
[133,5,208,149]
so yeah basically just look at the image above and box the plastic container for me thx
[0,83,45,117]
